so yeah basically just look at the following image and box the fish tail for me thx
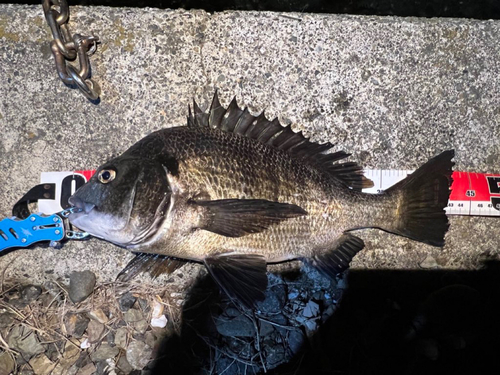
[385,150,454,246]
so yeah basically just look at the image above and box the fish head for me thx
[68,156,171,247]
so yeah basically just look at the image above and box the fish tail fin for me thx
[386,150,454,246]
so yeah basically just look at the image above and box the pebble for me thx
[87,320,105,343]
[117,355,135,373]
[287,330,305,354]
[21,285,42,303]
[419,255,440,269]
[124,308,143,323]
[76,362,96,375]
[126,340,153,370]
[0,351,15,374]
[302,301,320,318]
[150,315,167,328]
[90,343,119,362]
[107,330,116,347]
[134,319,149,334]
[119,292,137,312]
[80,339,91,349]
[115,327,128,349]
[259,321,274,336]
[7,325,45,359]
[0,311,15,328]
[64,313,90,338]
[69,271,96,303]
[29,354,56,375]
[144,331,158,350]
[63,341,80,361]
[215,313,255,337]
[88,309,108,324]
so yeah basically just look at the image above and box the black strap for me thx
[12,184,56,219]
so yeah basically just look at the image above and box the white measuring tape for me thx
[37,170,500,217]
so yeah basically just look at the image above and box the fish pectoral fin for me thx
[305,234,365,279]
[193,198,307,237]
[116,253,186,282]
[204,253,268,309]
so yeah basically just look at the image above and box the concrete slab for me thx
[0,4,499,286]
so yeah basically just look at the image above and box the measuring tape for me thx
[35,170,500,217]
[363,170,500,217]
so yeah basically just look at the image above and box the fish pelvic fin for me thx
[204,252,268,309]
[116,253,186,282]
[386,150,454,247]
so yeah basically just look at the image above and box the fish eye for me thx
[98,169,116,184]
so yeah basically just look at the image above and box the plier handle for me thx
[0,207,89,253]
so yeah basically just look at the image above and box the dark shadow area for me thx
[152,261,500,374]
[5,0,500,20]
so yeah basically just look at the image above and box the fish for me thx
[68,93,454,308]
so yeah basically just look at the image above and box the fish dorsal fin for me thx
[187,92,373,190]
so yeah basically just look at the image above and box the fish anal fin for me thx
[116,253,186,282]
[186,93,373,190]
[204,253,268,309]
[306,234,365,279]
[193,199,307,237]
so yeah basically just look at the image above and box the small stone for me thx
[150,315,167,328]
[63,341,81,361]
[7,325,45,360]
[9,298,28,309]
[115,327,128,349]
[419,255,439,269]
[215,313,255,337]
[126,341,153,370]
[64,313,90,338]
[0,311,15,328]
[80,339,91,349]
[21,285,42,303]
[124,308,143,323]
[256,284,286,313]
[88,309,108,324]
[144,331,158,349]
[75,352,91,368]
[151,299,164,319]
[119,292,136,312]
[303,319,318,336]
[69,271,96,303]
[303,301,320,318]
[90,343,119,362]
[137,298,149,312]
[87,320,105,343]
[29,354,56,375]
[259,321,274,336]
[76,362,96,375]
[117,355,134,373]
[107,330,115,347]
[95,359,116,375]
[0,352,15,374]
[288,330,305,354]
[134,319,149,334]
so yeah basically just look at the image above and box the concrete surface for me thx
[0,5,499,286]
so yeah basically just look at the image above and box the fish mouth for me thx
[68,196,96,214]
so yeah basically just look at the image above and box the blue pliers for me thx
[0,207,89,253]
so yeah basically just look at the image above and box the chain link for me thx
[42,0,101,100]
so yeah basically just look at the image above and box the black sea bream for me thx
[69,93,454,307]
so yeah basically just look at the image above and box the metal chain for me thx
[42,0,101,100]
